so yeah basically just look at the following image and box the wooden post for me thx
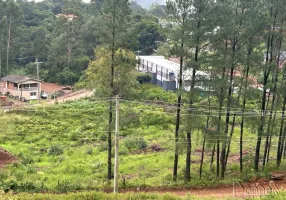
[161,66,163,87]
[35,60,43,103]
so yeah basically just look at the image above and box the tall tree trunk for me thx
[107,4,116,180]
[254,20,275,171]
[263,21,282,168]
[185,12,201,182]
[276,17,285,166]
[240,116,244,172]
[185,54,197,182]
[217,140,220,178]
[200,83,212,178]
[284,139,286,158]
[107,98,113,180]
[225,60,248,171]
[68,43,72,68]
[267,136,272,163]
[282,125,286,159]
[255,7,278,171]
[240,50,251,172]
[199,117,210,178]
[185,132,191,183]
[0,33,2,77]
[6,16,11,75]
[0,26,4,77]
[221,40,236,178]
[216,40,227,178]
[225,116,235,170]
[173,42,184,182]
[210,144,216,169]
[277,95,286,166]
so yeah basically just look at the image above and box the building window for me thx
[30,92,36,96]
[30,83,37,87]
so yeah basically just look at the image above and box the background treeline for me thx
[0,0,165,85]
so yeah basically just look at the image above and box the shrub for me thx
[56,180,81,193]
[124,137,147,150]
[137,73,152,84]
[98,142,108,152]
[51,90,65,99]
[48,145,64,156]
[85,147,93,155]
[119,145,129,155]
[22,156,34,165]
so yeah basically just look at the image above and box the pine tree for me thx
[184,0,217,182]
[254,0,284,172]
[95,0,131,180]
[5,0,21,75]
[166,0,192,182]
[0,16,7,77]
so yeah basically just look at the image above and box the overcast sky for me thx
[30,0,166,8]
[135,0,166,8]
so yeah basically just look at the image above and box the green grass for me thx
[0,192,185,200]
[1,190,285,200]
[0,94,284,193]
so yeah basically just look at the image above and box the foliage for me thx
[133,84,178,102]
[133,19,165,55]
[84,47,138,97]
[48,145,64,156]
[124,137,147,150]
[137,73,152,84]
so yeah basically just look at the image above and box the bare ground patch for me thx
[0,148,16,168]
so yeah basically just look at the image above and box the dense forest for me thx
[0,0,165,85]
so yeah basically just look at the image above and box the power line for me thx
[119,98,261,111]
[120,98,286,115]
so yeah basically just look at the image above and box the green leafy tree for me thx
[133,19,164,55]
[85,47,137,97]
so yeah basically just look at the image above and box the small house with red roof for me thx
[0,75,41,101]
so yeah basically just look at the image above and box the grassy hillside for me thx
[0,85,285,194]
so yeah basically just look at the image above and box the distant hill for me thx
[135,0,166,9]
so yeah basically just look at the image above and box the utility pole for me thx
[35,59,43,104]
[136,51,140,71]
[114,95,119,193]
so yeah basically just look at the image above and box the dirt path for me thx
[118,179,286,198]
[48,89,94,104]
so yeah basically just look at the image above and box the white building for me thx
[137,56,210,91]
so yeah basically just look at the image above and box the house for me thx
[56,14,78,21]
[0,75,41,101]
[137,56,210,91]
